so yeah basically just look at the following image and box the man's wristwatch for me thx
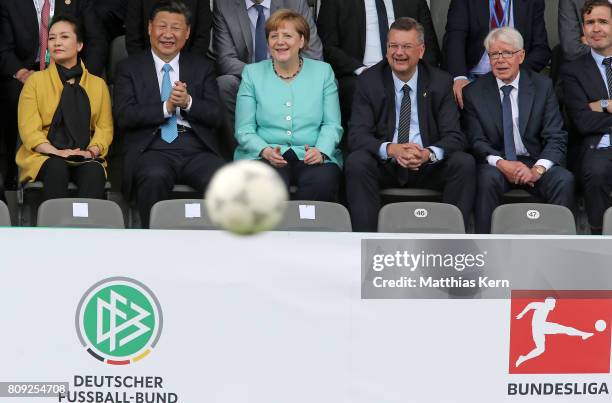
[601,99,609,113]
[426,147,438,164]
[534,165,546,176]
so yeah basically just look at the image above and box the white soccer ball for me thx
[205,160,288,235]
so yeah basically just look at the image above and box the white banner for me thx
[0,229,610,402]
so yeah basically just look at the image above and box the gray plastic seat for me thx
[378,202,465,233]
[491,203,576,235]
[275,201,352,232]
[149,199,217,230]
[37,198,124,228]
[0,200,11,226]
[601,207,612,235]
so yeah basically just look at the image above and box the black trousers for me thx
[581,147,612,229]
[475,160,576,233]
[345,149,476,232]
[338,76,357,129]
[264,149,341,202]
[0,78,24,189]
[37,156,107,201]
[133,133,226,228]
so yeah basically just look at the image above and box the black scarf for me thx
[47,61,92,150]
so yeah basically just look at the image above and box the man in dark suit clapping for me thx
[114,0,225,228]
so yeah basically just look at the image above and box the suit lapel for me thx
[517,70,534,140]
[483,73,504,137]
[357,0,366,57]
[144,53,162,103]
[512,0,525,32]
[586,55,610,99]
[235,0,254,59]
[416,66,430,146]
[476,0,489,31]
[383,64,396,142]
[22,1,39,36]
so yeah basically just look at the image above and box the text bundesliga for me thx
[373,275,510,288]
[508,382,609,396]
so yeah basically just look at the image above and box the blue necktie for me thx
[501,85,517,161]
[375,0,389,53]
[254,4,267,62]
[160,63,178,143]
[397,84,411,144]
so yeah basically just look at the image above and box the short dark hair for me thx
[582,0,612,21]
[149,0,192,25]
[389,17,425,44]
[49,14,83,43]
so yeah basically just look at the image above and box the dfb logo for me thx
[509,290,612,374]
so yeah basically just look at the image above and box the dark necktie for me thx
[397,84,412,144]
[374,0,389,53]
[254,4,267,62]
[501,85,517,161]
[491,0,504,28]
[602,57,612,99]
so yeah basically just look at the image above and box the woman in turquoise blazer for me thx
[234,9,343,201]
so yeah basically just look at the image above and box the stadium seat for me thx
[37,198,125,228]
[601,207,612,235]
[491,203,576,235]
[379,188,443,206]
[149,199,217,230]
[0,200,12,226]
[275,201,352,232]
[378,202,465,233]
[106,35,127,89]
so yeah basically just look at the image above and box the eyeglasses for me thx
[488,50,522,60]
[387,43,419,51]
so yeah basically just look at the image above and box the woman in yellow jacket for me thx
[17,15,113,201]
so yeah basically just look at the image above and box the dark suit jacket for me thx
[317,0,441,76]
[561,53,612,149]
[463,69,567,165]
[348,60,466,157]
[443,0,551,77]
[125,0,212,56]
[0,0,107,77]
[113,51,223,197]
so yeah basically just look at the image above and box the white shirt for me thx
[357,0,395,74]
[246,0,271,63]
[486,73,553,171]
[151,51,193,128]
[33,0,55,63]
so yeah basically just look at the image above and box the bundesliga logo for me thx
[75,277,163,365]
[509,290,612,374]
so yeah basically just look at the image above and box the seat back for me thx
[37,198,125,228]
[601,207,612,235]
[378,202,465,233]
[275,201,352,232]
[0,200,11,226]
[106,35,128,86]
[149,199,217,230]
[491,203,576,235]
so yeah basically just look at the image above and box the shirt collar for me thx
[392,67,419,94]
[496,71,520,91]
[151,50,180,74]
[591,48,610,67]
[246,0,271,10]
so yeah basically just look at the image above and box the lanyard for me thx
[489,0,511,28]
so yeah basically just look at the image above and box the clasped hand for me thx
[387,143,429,170]
[496,160,541,186]
[165,81,191,114]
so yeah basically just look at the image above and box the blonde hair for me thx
[265,9,310,51]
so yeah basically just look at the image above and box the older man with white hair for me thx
[462,27,575,234]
